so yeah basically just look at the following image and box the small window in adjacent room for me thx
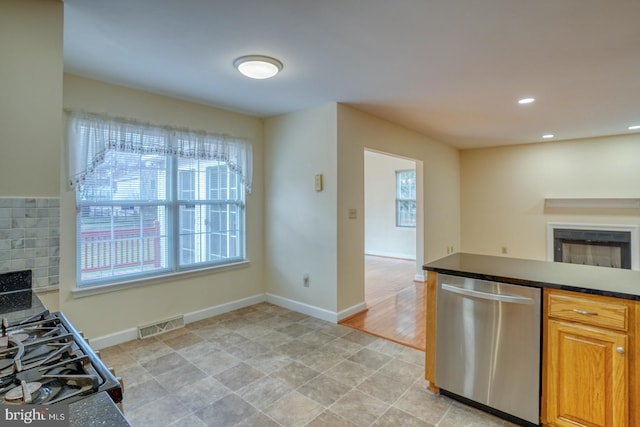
[396,169,416,228]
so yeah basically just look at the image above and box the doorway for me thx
[340,150,425,350]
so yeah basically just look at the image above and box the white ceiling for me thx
[63,0,640,149]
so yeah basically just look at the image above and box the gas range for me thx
[0,309,122,406]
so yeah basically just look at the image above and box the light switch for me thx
[315,174,323,192]
[348,208,357,219]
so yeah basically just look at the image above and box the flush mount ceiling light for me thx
[628,125,640,130]
[518,97,535,104]
[233,55,283,79]
[542,134,555,139]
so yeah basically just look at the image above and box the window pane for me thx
[396,169,416,227]
[175,161,244,268]
[396,200,416,227]
[396,170,416,200]
[78,205,168,282]
[79,151,167,202]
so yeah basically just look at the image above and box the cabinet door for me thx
[545,320,628,427]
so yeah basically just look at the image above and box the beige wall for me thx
[264,104,339,312]
[264,104,460,315]
[337,105,461,311]
[364,151,416,259]
[460,134,640,261]
[61,75,265,339]
[0,0,63,310]
[0,0,62,197]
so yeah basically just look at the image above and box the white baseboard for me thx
[365,251,416,260]
[414,272,426,282]
[266,293,338,323]
[183,294,266,324]
[89,293,365,350]
[89,293,266,350]
[89,327,138,351]
[337,302,367,321]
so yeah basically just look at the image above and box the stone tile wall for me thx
[0,198,60,290]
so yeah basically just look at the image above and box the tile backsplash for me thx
[0,198,60,290]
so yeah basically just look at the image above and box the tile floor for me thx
[100,303,520,427]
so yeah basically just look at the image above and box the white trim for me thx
[183,294,265,324]
[364,250,416,260]
[546,223,639,270]
[89,328,138,351]
[545,197,640,209]
[89,293,265,350]
[337,302,368,321]
[88,293,366,350]
[266,293,338,323]
[414,273,426,282]
[89,294,352,350]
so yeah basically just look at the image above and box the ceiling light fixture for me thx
[233,55,283,79]
[628,125,640,130]
[518,98,535,104]
[542,134,554,139]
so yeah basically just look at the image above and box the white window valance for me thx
[66,111,253,193]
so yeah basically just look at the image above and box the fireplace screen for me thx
[561,242,622,269]
[554,228,631,269]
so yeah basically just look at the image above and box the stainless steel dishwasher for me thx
[435,273,541,426]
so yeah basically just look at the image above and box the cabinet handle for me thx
[617,347,625,354]
[572,308,598,316]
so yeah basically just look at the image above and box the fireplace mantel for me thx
[545,197,640,209]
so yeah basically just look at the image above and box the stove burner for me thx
[8,333,29,343]
[5,381,41,403]
[0,311,121,406]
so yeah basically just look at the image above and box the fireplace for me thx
[547,223,639,270]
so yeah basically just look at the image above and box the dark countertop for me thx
[423,253,640,300]
[0,289,47,321]
[69,392,130,427]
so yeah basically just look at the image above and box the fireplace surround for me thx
[547,223,639,270]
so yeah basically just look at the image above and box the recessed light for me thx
[518,98,535,104]
[628,125,640,130]
[233,55,283,79]
[542,134,554,139]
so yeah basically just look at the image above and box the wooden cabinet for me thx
[542,289,639,427]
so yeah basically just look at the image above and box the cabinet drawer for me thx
[547,293,629,331]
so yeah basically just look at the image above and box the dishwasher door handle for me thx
[441,283,535,304]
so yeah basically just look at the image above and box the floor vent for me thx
[138,315,184,339]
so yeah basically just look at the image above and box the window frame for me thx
[395,169,416,228]
[74,141,247,289]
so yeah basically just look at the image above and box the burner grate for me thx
[0,312,122,405]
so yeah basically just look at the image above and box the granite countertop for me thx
[0,289,47,321]
[69,392,130,427]
[423,253,640,300]
[0,270,47,322]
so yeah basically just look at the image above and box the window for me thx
[396,169,416,227]
[68,112,252,287]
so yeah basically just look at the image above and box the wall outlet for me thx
[303,273,310,287]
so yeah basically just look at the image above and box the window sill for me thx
[71,260,251,299]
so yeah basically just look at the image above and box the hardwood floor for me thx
[340,255,426,351]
